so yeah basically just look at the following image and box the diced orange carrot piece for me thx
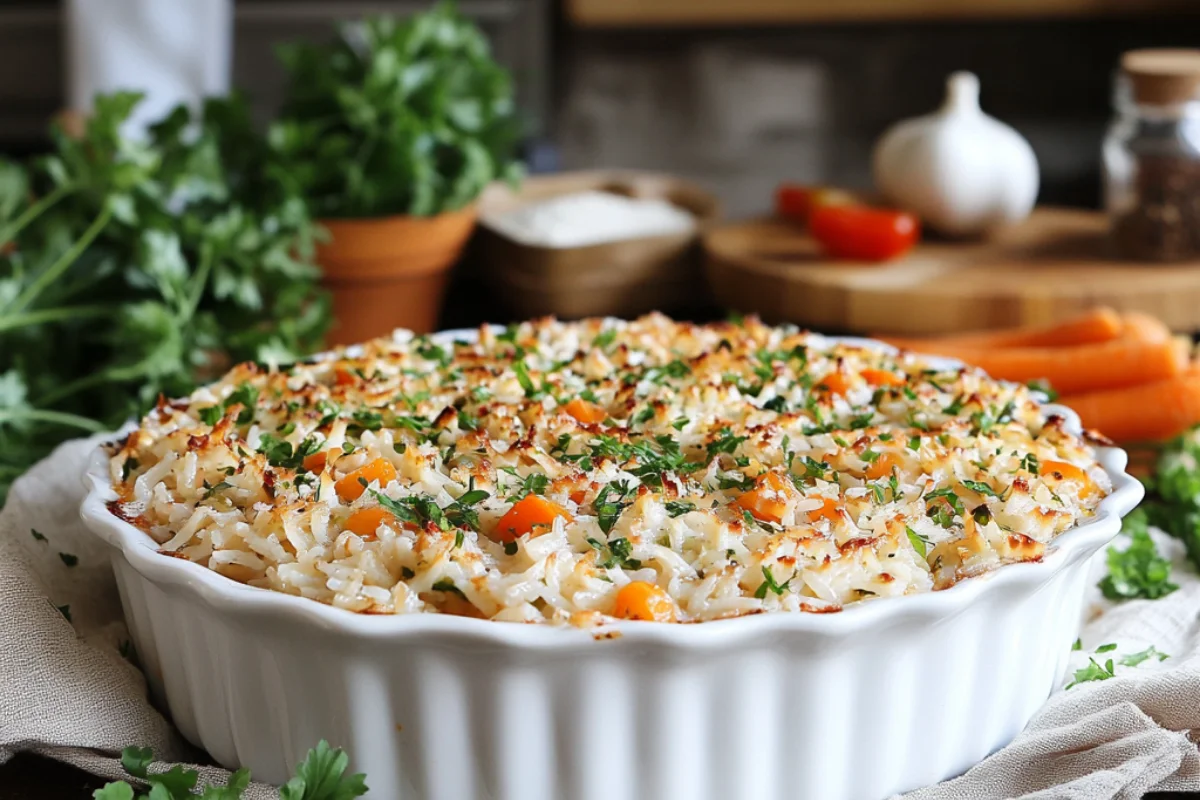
[734,472,794,524]
[806,497,843,524]
[865,452,899,480]
[563,397,607,424]
[335,367,357,386]
[344,507,395,539]
[861,369,905,387]
[303,448,339,474]
[494,494,573,542]
[612,581,677,622]
[335,458,398,501]
[1039,460,1096,496]
[816,372,851,396]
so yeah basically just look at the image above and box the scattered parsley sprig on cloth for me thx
[93,740,366,799]
[0,92,331,503]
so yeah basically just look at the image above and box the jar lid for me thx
[1121,49,1200,105]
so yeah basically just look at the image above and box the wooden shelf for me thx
[567,0,1198,27]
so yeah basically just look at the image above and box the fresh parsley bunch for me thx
[94,740,366,799]
[0,92,331,503]
[1128,425,1200,573]
[269,1,524,218]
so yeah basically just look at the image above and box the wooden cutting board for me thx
[703,207,1200,335]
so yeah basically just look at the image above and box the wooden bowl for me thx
[476,170,720,319]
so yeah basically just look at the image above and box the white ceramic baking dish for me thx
[79,334,1144,800]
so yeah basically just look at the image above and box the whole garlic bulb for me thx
[872,71,1039,237]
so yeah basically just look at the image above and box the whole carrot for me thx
[879,307,1123,351]
[1062,370,1200,443]
[895,336,1186,395]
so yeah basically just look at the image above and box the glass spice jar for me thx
[1103,49,1200,262]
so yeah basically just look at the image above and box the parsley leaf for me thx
[1066,657,1116,689]
[753,565,790,599]
[1118,645,1169,667]
[198,405,223,426]
[664,500,696,517]
[1099,528,1178,601]
[961,479,999,497]
[593,329,617,350]
[906,526,929,558]
[279,739,369,800]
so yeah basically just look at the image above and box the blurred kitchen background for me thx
[3,0,1200,217]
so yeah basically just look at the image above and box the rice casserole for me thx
[108,314,1111,625]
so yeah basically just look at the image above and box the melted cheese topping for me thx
[109,314,1110,624]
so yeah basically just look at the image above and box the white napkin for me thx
[2,436,1198,799]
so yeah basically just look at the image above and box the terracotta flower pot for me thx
[316,207,478,346]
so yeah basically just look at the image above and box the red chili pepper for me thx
[808,204,920,262]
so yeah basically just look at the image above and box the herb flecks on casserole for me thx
[109,315,1110,624]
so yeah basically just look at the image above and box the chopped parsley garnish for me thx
[594,481,636,534]
[630,405,655,427]
[849,412,874,430]
[1095,642,1117,653]
[801,456,830,481]
[445,478,490,531]
[907,436,921,452]
[925,487,963,527]
[351,409,384,431]
[315,399,341,427]
[456,408,480,432]
[587,535,642,569]
[717,472,756,491]
[416,341,451,366]
[223,383,259,424]
[906,526,929,558]
[961,479,999,497]
[431,579,466,598]
[706,427,749,459]
[593,329,617,350]
[512,360,544,399]
[202,480,232,499]
[943,394,965,415]
[1026,378,1058,401]
[762,396,789,413]
[256,434,321,470]
[665,500,696,517]
[503,470,550,501]
[753,565,790,598]
[198,405,223,426]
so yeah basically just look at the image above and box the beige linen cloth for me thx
[2,435,1199,800]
